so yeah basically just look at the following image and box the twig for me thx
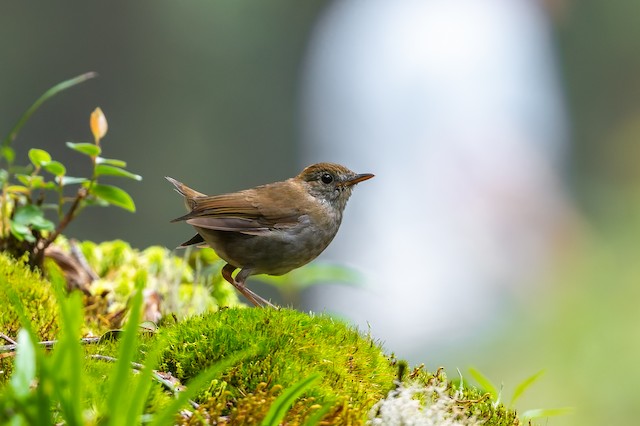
[91,354,144,370]
[37,187,88,254]
[91,354,199,409]
[0,336,100,353]
[0,333,17,345]
[70,238,99,280]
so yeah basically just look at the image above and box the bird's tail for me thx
[165,176,206,199]
[165,176,207,218]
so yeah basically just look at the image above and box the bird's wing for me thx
[172,182,304,235]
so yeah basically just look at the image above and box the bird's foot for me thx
[222,264,277,308]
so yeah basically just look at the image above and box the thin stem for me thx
[2,72,98,150]
[37,186,88,254]
[0,183,8,239]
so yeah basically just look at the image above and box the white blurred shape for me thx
[300,0,569,360]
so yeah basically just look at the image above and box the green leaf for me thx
[31,216,55,231]
[16,175,28,186]
[43,160,66,176]
[33,181,58,191]
[509,370,544,407]
[10,165,33,176]
[13,205,43,225]
[1,146,15,163]
[468,367,499,400]
[96,157,127,167]
[66,142,101,156]
[13,205,55,232]
[10,329,37,399]
[3,72,98,150]
[256,263,362,290]
[91,184,136,212]
[81,197,109,208]
[57,176,89,186]
[6,185,30,195]
[521,407,573,421]
[15,174,32,186]
[95,164,142,181]
[261,373,321,426]
[28,148,51,167]
[9,221,35,242]
[15,174,53,190]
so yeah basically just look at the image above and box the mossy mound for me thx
[159,307,397,424]
[158,308,520,425]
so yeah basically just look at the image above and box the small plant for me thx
[467,367,572,423]
[0,73,141,269]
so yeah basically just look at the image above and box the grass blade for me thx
[4,285,52,425]
[10,329,36,399]
[50,290,84,426]
[509,369,544,407]
[124,338,164,424]
[302,402,333,426]
[261,373,321,426]
[105,276,145,426]
[521,407,573,421]
[468,367,499,400]
[2,72,97,149]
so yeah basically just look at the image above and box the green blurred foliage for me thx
[0,75,142,268]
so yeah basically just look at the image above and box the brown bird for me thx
[166,163,374,307]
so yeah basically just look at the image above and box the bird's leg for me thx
[235,268,278,309]
[221,264,277,308]
[221,264,261,306]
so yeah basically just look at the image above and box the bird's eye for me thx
[320,173,333,184]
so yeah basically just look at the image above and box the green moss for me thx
[0,253,59,382]
[0,252,58,340]
[159,308,396,423]
[396,366,520,426]
[157,309,521,425]
[178,382,332,426]
[46,238,240,334]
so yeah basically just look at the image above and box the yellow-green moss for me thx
[0,252,58,340]
[158,308,396,423]
[156,308,520,425]
[0,253,59,383]
[47,238,241,334]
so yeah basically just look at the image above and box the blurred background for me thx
[1,1,639,424]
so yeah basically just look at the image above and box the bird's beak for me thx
[343,173,374,187]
